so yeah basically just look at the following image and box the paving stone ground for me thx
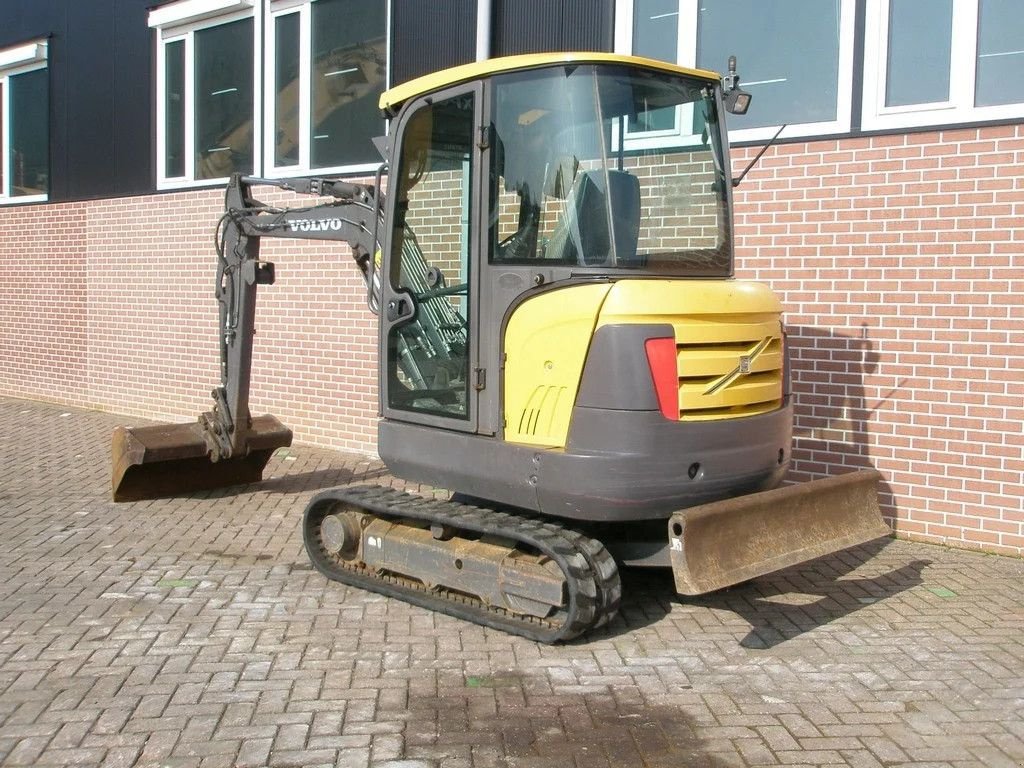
[0,396,1022,768]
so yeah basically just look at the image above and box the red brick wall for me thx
[1,124,1021,555]
[732,124,1023,555]
[0,202,89,403]
[1,189,379,453]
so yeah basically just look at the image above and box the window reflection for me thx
[976,0,1024,107]
[885,0,952,107]
[310,0,386,169]
[164,39,185,178]
[695,0,842,128]
[10,69,48,197]
[0,82,4,194]
[274,13,300,166]
[194,18,253,180]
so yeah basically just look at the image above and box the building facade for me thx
[1,0,1021,556]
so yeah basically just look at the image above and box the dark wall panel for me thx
[0,1,63,47]
[1,1,67,200]
[391,0,477,86]
[1,0,153,202]
[64,3,115,200]
[0,0,614,202]
[492,0,614,56]
[110,2,156,198]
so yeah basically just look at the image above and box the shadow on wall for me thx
[786,324,902,529]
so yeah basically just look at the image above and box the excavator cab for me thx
[112,53,888,641]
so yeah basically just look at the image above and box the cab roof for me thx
[379,52,721,114]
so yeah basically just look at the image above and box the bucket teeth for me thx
[110,415,291,502]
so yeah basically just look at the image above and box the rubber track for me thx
[302,484,620,643]
[559,528,621,630]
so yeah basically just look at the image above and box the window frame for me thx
[614,0,857,142]
[263,0,389,179]
[381,81,483,431]
[0,40,49,205]
[266,2,310,174]
[151,0,262,190]
[862,0,1024,130]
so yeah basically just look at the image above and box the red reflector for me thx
[644,337,679,420]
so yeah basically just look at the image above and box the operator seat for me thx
[549,169,641,266]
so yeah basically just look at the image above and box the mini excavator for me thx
[112,53,889,642]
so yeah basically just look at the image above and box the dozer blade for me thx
[111,415,292,502]
[668,469,890,595]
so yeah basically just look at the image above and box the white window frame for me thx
[266,1,311,175]
[0,40,48,205]
[151,0,262,190]
[614,0,856,142]
[862,0,1024,130]
[263,0,389,179]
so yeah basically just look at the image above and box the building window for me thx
[616,0,855,141]
[266,0,387,176]
[976,0,1024,106]
[152,0,386,187]
[0,40,48,204]
[620,0,1024,137]
[862,0,1024,129]
[151,0,259,188]
[884,0,953,108]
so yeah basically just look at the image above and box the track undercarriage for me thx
[302,485,622,642]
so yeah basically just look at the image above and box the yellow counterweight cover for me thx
[502,280,784,448]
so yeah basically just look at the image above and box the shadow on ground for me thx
[257,465,390,494]
[696,538,930,649]
[183,465,391,500]
[602,537,930,649]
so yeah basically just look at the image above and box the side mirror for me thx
[725,87,752,115]
[722,55,752,115]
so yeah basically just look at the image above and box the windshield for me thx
[490,64,731,275]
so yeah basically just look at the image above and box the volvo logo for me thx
[285,218,345,233]
[703,337,773,396]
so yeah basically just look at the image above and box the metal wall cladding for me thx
[390,0,478,86]
[2,0,155,202]
[1,0,615,201]
[492,0,614,56]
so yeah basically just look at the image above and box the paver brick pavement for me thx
[0,396,1022,768]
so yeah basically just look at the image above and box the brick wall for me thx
[732,124,1023,555]
[1,188,379,453]
[0,202,89,403]
[1,123,1021,555]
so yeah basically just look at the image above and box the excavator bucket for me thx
[668,469,890,595]
[111,415,292,502]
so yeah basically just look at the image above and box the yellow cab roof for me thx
[379,52,721,113]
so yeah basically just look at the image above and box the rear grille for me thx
[673,320,783,421]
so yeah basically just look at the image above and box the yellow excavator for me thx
[111,53,888,642]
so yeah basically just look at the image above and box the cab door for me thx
[380,83,482,432]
